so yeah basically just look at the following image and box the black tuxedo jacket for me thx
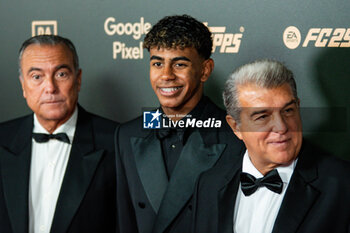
[0,106,118,233]
[192,141,350,233]
[115,97,244,233]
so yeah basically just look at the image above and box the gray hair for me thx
[223,59,298,123]
[18,35,79,77]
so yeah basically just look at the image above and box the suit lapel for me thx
[272,144,320,233]
[132,132,168,213]
[0,115,33,233]
[214,143,320,233]
[218,166,241,233]
[50,108,104,233]
[153,130,226,233]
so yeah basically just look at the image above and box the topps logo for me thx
[32,21,57,36]
[284,26,350,49]
[204,23,244,53]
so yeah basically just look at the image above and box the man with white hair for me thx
[192,59,350,233]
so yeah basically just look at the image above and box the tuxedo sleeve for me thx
[115,125,139,233]
[191,171,218,233]
[191,173,201,233]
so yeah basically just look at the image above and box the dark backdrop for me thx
[1,0,349,160]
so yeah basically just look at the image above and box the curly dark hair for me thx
[143,14,213,59]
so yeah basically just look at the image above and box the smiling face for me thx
[226,83,302,175]
[149,47,213,117]
[20,43,81,133]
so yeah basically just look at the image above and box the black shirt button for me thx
[138,202,146,209]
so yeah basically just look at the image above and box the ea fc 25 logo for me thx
[32,21,57,36]
[143,110,162,129]
[283,26,350,49]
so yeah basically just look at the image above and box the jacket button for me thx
[138,202,146,209]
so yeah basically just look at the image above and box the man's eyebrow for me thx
[149,56,191,62]
[282,99,297,108]
[249,99,297,118]
[250,109,268,118]
[26,64,73,75]
[171,56,191,62]
[27,67,42,75]
[55,64,73,72]
[150,55,163,61]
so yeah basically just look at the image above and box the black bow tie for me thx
[157,128,174,139]
[240,169,283,196]
[32,132,70,144]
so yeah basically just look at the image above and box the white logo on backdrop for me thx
[284,26,350,49]
[283,26,301,49]
[204,23,244,53]
[104,17,151,60]
[32,21,57,36]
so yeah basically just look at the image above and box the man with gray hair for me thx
[192,59,350,233]
[0,35,117,233]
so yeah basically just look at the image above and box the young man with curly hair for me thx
[115,15,243,233]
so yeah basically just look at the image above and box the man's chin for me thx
[38,110,69,122]
[272,151,296,165]
[159,100,182,110]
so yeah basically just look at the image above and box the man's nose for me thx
[44,76,58,93]
[271,114,288,134]
[161,65,175,80]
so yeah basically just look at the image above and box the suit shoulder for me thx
[117,115,145,137]
[317,154,350,177]
[203,98,227,119]
[198,155,241,188]
[87,112,119,133]
[0,115,29,129]
[303,141,350,178]
[0,115,31,140]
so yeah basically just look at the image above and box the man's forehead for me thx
[21,44,73,63]
[238,83,295,108]
[244,99,297,114]
[150,46,198,54]
[22,43,73,62]
[20,44,76,75]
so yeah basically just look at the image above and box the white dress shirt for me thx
[233,150,297,233]
[29,108,77,233]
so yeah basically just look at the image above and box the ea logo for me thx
[283,26,301,49]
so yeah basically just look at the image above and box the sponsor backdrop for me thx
[0,0,349,159]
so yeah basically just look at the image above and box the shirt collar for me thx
[33,106,78,143]
[242,150,297,184]
[157,95,208,143]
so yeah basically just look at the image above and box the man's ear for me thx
[76,69,82,92]
[200,58,214,83]
[19,76,26,98]
[226,115,243,140]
